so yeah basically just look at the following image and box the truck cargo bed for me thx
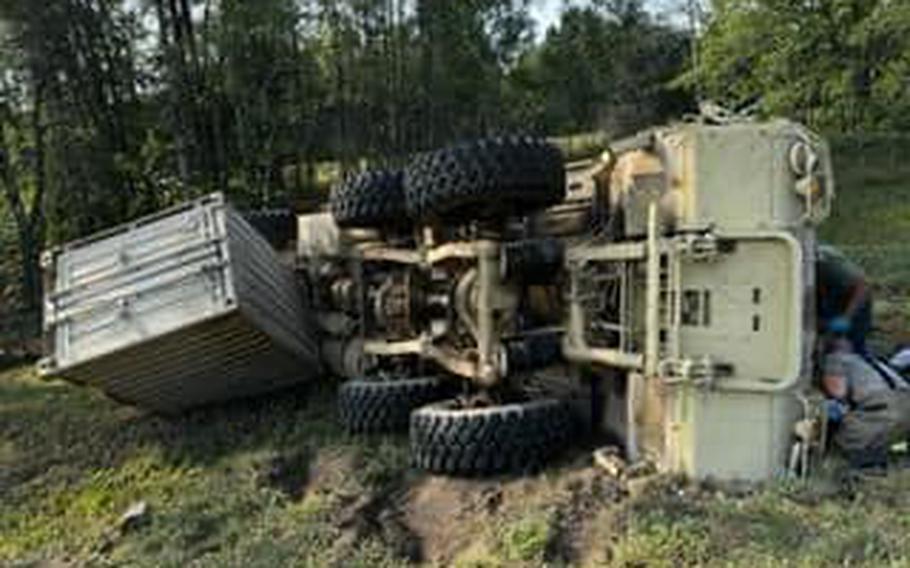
[39,193,320,412]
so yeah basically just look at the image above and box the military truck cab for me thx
[565,120,833,479]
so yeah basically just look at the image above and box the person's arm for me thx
[828,276,867,334]
[819,246,868,332]
[843,277,868,320]
[821,370,849,423]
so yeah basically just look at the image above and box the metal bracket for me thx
[674,233,720,262]
[659,355,733,388]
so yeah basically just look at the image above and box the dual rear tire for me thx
[328,137,565,229]
[410,398,572,476]
[403,136,565,223]
[330,169,407,229]
[338,377,447,434]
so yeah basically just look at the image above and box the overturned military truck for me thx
[41,117,835,481]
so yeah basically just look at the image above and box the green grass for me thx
[819,135,910,350]
[611,476,910,567]
[821,135,910,297]
[6,361,910,567]
[0,367,412,567]
[496,512,552,564]
[6,358,910,568]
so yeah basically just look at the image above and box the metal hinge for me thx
[674,233,720,262]
[659,355,734,388]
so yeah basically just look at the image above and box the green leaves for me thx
[695,0,910,133]
[509,3,691,135]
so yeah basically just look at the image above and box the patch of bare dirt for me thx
[401,476,503,564]
[334,481,423,563]
[301,448,424,565]
[397,453,630,566]
[543,464,626,565]
[300,447,640,566]
[305,447,358,497]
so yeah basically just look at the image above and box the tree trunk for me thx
[25,85,48,312]
[157,0,191,187]
[0,85,47,314]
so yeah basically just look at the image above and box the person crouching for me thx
[821,347,910,471]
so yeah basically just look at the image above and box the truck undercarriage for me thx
[306,119,835,479]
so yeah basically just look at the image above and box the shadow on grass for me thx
[1,364,428,566]
[0,366,342,500]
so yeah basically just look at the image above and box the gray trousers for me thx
[835,390,910,465]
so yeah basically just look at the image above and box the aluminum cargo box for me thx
[38,193,321,412]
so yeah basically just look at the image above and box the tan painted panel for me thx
[614,121,832,237]
[678,236,800,385]
[664,387,800,480]
[297,212,342,258]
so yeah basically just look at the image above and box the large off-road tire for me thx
[330,169,407,229]
[410,398,572,476]
[338,377,449,434]
[404,136,565,223]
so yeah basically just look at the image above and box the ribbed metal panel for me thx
[39,193,320,413]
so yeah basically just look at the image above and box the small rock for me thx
[256,449,311,500]
[593,447,626,478]
[626,476,651,499]
[626,459,657,480]
[118,501,149,534]
[481,487,503,514]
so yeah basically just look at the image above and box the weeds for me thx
[498,513,552,563]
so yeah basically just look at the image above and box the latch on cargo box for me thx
[674,233,720,262]
[659,355,734,387]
